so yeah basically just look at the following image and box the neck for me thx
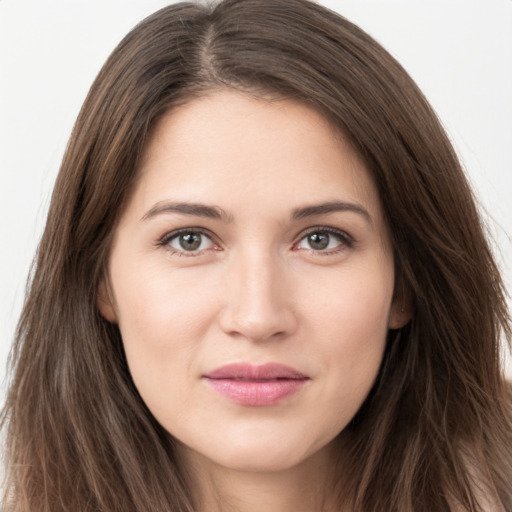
[178,442,349,512]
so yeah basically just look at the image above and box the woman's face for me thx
[99,90,405,473]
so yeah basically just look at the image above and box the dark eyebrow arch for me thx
[141,201,233,222]
[291,201,372,225]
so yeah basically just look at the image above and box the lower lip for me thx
[205,378,307,406]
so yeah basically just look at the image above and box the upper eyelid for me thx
[292,227,355,254]
[158,227,219,247]
[160,226,215,239]
[296,225,353,241]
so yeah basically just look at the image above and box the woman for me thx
[2,0,511,510]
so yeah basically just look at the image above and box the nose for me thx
[218,253,298,343]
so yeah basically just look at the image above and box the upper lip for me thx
[203,363,308,380]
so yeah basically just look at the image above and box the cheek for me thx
[110,264,220,407]
[304,261,392,412]
[114,260,218,345]
[306,258,394,340]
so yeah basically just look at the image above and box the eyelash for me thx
[294,226,354,255]
[156,226,354,257]
[157,227,219,257]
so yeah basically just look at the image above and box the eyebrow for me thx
[141,200,372,225]
[141,201,233,222]
[292,201,372,225]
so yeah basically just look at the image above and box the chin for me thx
[180,428,333,474]
[210,446,312,473]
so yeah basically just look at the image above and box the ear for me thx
[97,279,118,323]
[388,277,412,330]
[388,301,412,330]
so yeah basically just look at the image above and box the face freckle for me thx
[99,90,405,475]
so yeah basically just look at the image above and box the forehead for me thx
[129,90,383,222]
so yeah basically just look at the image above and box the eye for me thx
[161,229,216,255]
[295,229,352,253]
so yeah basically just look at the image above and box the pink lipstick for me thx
[203,363,309,406]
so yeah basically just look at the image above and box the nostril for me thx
[217,304,297,343]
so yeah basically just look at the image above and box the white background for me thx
[1,0,511,402]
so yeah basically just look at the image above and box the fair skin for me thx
[98,90,408,512]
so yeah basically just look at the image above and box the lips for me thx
[203,363,309,406]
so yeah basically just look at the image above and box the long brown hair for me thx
[2,1,511,510]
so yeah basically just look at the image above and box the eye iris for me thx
[179,233,202,251]
[308,232,329,250]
